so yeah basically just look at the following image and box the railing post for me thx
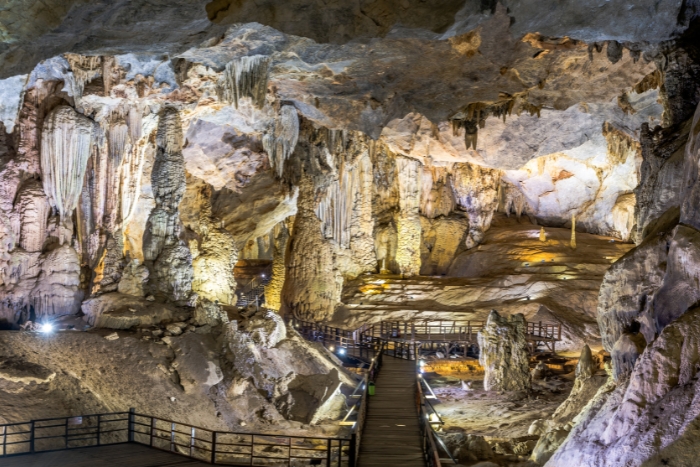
[326,438,332,466]
[211,431,217,464]
[170,422,176,452]
[97,414,101,446]
[349,433,357,467]
[190,427,195,457]
[29,421,35,454]
[149,417,155,447]
[128,408,135,443]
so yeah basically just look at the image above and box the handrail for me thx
[416,365,458,466]
[0,409,357,465]
[238,264,273,297]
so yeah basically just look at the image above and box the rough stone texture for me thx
[596,230,671,355]
[81,292,188,329]
[478,310,531,392]
[143,107,193,302]
[547,306,700,467]
[223,310,355,424]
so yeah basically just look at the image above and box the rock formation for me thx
[478,310,531,393]
[1,2,700,462]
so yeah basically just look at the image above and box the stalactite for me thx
[420,166,454,219]
[218,55,270,109]
[127,106,143,144]
[499,181,528,220]
[452,94,542,151]
[539,227,546,242]
[41,105,95,223]
[570,214,577,249]
[315,162,357,248]
[106,118,131,229]
[263,105,299,178]
[602,122,641,165]
[64,53,102,97]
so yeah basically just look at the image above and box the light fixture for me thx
[261,273,266,278]
[338,348,346,355]
[329,345,335,351]
[40,323,54,333]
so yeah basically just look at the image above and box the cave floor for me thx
[425,370,572,439]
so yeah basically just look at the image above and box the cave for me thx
[1,2,700,466]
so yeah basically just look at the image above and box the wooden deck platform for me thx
[0,443,210,466]
[358,357,425,467]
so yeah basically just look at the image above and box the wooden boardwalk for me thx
[359,357,425,467]
[0,443,210,466]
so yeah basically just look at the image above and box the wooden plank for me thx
[358,357,426,467]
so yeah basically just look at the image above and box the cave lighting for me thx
[338,347,346,355]
[39,322,54,333]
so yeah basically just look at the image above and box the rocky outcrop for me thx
[478,310,531,392]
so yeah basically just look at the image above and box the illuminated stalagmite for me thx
[191,185,238,305]
[395,156,422,276]
[143,107,193,302]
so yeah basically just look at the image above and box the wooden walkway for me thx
[0,443,210,466]
[359,357,425,467]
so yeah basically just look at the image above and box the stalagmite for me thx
[263,105,299,178]
[40,105,95,223]
[218,55,270,109]
[570,214,577,249]
[478,310,531,392]
[264,222,290,311]
[191,184,238,305]
[539,226,546,242]
[143,106,193,302]
[16,180,49,252]
[395,156,422,276]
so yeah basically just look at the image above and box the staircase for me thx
[236,265,273,308]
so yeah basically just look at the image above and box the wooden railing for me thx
[527,321,562,341]
[372,321,485,343]
[290,317,563,361]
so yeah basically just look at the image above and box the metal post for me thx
[29,421,35,453]
[190,427,195,457]
[65,417,69,449]
[326,439,332,466]
[128,408,135,443]
[150,418,155,447]
[170,422,175,452]
[2,425,5,456]
[210,432,217,464]
[97,414,101,446]
[349,433,357,467]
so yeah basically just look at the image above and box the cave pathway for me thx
[358,357,426,467]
